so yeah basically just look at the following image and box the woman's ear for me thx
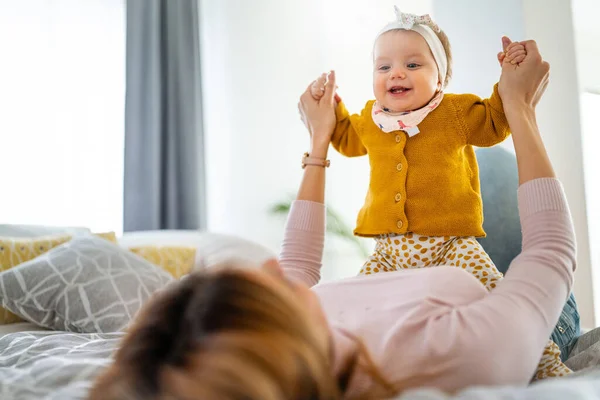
[261,258,284,278]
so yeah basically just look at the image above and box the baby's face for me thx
[373,30,439,112]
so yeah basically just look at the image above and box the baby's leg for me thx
[359,233,448,275]
[534,340,573,380]
[359,235,398,275]
[441,237,572,379]
[439,237,503,290]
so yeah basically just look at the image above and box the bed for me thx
[0,228,598,400]
[2,327,600,400]
[0,228,278,399]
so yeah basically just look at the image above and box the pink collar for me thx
[372,91,444,137]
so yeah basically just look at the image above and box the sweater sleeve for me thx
[278,200,326,287]
[330,101,368,157]
[422,178,577,387]
[456,84,511,147]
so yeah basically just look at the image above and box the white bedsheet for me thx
[0,322,48,336]
[0,329,599,400]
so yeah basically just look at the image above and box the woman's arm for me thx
[499,39,553,184]
[438,178,576,387]
[279,72,338,286]
[428,41,575,386]
[295,71,337,203]
[295,139,329,204]
[505,101,554,185]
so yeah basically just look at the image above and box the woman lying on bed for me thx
[89,39,575,399]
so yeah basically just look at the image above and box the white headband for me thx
[375,7,448,87]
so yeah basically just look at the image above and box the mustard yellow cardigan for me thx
[332,84,510,238]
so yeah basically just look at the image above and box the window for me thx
[0,0,125,234]
[581,92,600,321]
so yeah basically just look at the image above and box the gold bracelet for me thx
[302,152,330,169]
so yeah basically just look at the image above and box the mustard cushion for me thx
[129,246,196,278]
[95,232,117,243]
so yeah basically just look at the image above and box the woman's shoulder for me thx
[314,266,486,307]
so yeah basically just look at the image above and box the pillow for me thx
[0,236,173,333]
[119,230,275,272]
[0,234,72,324]
[0,224,91,237]
[94,231,118,243]
[193,233,276,271]
[118,229,207,248]
[129,246,196,278]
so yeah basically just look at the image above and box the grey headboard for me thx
[476,146,522,274]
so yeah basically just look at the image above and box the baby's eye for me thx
[378,65,390,71]
[407,63,420,69]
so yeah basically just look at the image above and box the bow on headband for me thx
[392,6,440,33]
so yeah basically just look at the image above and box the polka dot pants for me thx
[359,232,572,381]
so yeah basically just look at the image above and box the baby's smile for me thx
[388,85,412,96]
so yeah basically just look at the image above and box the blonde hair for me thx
[89,269,400,400]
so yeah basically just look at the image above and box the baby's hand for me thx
[310,73,327,100]
[497,37,527,66]
[310,72,342,103]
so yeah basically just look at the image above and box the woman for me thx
[90,39,574,399]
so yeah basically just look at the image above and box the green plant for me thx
[269,197,369,257]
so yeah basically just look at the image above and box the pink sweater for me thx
[279,178,576,394]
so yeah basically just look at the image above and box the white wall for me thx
[200,0,432,280]
[199,1,597,320]
[572,0,600,324]
[431,1,596,329]
[522,0,595,329]
[432,0,524,153]
[200,0,325,251]
[580,93,600,325]
[572,0,600,94]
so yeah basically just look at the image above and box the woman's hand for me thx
[298,71,338,157]
[498,38,555,184]
[498,38,550,111]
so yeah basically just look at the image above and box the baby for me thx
[309,7,570,380]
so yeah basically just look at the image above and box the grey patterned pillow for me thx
[0,236,173,333]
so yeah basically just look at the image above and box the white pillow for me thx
[194,233,276,271]
[0,224,91,237]
[118,229,206,248]
[119,230,276,271]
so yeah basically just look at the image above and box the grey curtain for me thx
[124,0,205,231]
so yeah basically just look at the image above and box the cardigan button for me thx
[396,163,403,171]
[395,193,402,202]
[395,135,401,143]
[396,220,403,229]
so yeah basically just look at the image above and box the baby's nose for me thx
[390,68,406,79]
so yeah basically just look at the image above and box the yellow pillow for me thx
[129,246,196,278]
[0,234,72,324]
[95,231,117,243]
